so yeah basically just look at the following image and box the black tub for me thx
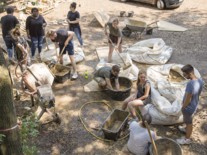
[107,77,133,101]
[101,109,129,141]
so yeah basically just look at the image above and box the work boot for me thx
[176,138,191,145]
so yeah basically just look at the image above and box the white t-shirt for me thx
[127,122,156,155]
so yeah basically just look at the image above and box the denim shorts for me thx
[59,41,74,55]
[182,108,194,124]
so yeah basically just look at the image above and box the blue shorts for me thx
[59,41,74,55]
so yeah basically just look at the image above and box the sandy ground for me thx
[1,0,207,154]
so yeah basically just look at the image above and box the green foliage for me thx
[0,134,6,144]
[19,112,40,155]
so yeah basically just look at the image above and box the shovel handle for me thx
[59,45,66,56]
[144,121,158,155]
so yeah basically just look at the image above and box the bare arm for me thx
[115,78,120,90]
[54,42,59,58]
[105,78,113,90]
[183,92,193,108]
[64,31,74,46]
[26,29,30,39]
[154,131,162,140]
[136,83,150,100]
[104,23,108,35]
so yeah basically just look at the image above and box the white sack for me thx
[93,8,110,27]
[127,38,173,65]
[40,41,85,66]
[139,64,201,125]
[97,53,139,81]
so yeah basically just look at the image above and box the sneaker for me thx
[9,59,15,65]
[128,117,138,125]
[72,72,78,79]
[176,137,191,145]
[32,56,37,60]
[178,125,186,133]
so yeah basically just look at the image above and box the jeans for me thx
[3,35,16,59]
[31,36,44,57]
[69,27,83,46]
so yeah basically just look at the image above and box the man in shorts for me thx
[47,30,78,79]
[176,64,204,145]
[93,65,120,90]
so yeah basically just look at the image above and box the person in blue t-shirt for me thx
[176,64,204,145]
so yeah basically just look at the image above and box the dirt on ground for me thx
[168,69,185,82]
[1,0,207,155]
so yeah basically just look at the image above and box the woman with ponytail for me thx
[122,70,151,124]
[67,2,83,48]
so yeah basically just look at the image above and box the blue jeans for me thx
[69,27,83,46]
[3,35,16,59]
[31,36,44,57]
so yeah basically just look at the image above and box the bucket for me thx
[107,77,133,101]
[146,27,153,35]
[128,11,134,17]
[120,11,126,17]
[149,138,183,155]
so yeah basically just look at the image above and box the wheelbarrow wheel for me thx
[122,27,132,37]
[157,0,165,10]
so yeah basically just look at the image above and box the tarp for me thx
[84,53,138,92]
[40,41,85,65]
[139,64,201,125]
[158,20,188,32]
[127,38,173,65]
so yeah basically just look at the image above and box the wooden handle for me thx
[59,46,66,56]
[144,121,158,155]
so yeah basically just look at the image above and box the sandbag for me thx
[139,64,201,125]
[40,41,85,65]
[127,38,173,65]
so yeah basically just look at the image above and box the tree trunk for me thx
[0,49,22,155]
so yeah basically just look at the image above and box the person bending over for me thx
[176,64,203,145]
[46,30,78,79]
[93,65,120,90]
[127,113,161,155]
[104,18,122,63]
[10,28,30,72]
[122,70,151,124]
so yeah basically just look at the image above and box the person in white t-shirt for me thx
[127,114,162,155]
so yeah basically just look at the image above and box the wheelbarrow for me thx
[122,19,159,39]
[15,59,61,125]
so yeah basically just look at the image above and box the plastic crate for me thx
[101,109,129,141]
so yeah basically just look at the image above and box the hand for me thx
[57,57,60,63]
[115,46,119,51]
[27,35,31,39]
[64,40,69,46]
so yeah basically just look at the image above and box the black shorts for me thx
[59,41,74,55]
[108,34,122,44]
[182,108,194,124]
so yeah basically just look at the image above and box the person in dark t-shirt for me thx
[67,2,83,48]
[1,7,20,65]
[26,8,47,59]
[46,30,78,79]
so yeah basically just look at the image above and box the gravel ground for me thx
[0,0,207,154]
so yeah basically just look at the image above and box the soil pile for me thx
[153,141,180,155]
[168,69,185,82]
[112,86,128,91]
[50,65,69,75]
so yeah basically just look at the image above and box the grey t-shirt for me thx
[127,122,155,155]
[107,21,121,37]
[94,66,118,79]
[182,78,204,113]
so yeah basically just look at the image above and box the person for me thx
[104,18,122,63]
[122,70,151,124]
[10,28,30,72]
[1,7,20,65]
[67,2,83,48]
[93,65,120,90]
[127,113,162,155]
[176,64,204,145]
[26,8,47,59]
[46,30,78,79]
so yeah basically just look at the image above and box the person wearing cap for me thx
[67,2,83,48]
[26,7,47,59]
[104,18,122,63]
[46,30,78,79]
[1,7,20,65]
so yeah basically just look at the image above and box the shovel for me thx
[53,45,66,69]
[144,121,158,155]
[106,34,132,70]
